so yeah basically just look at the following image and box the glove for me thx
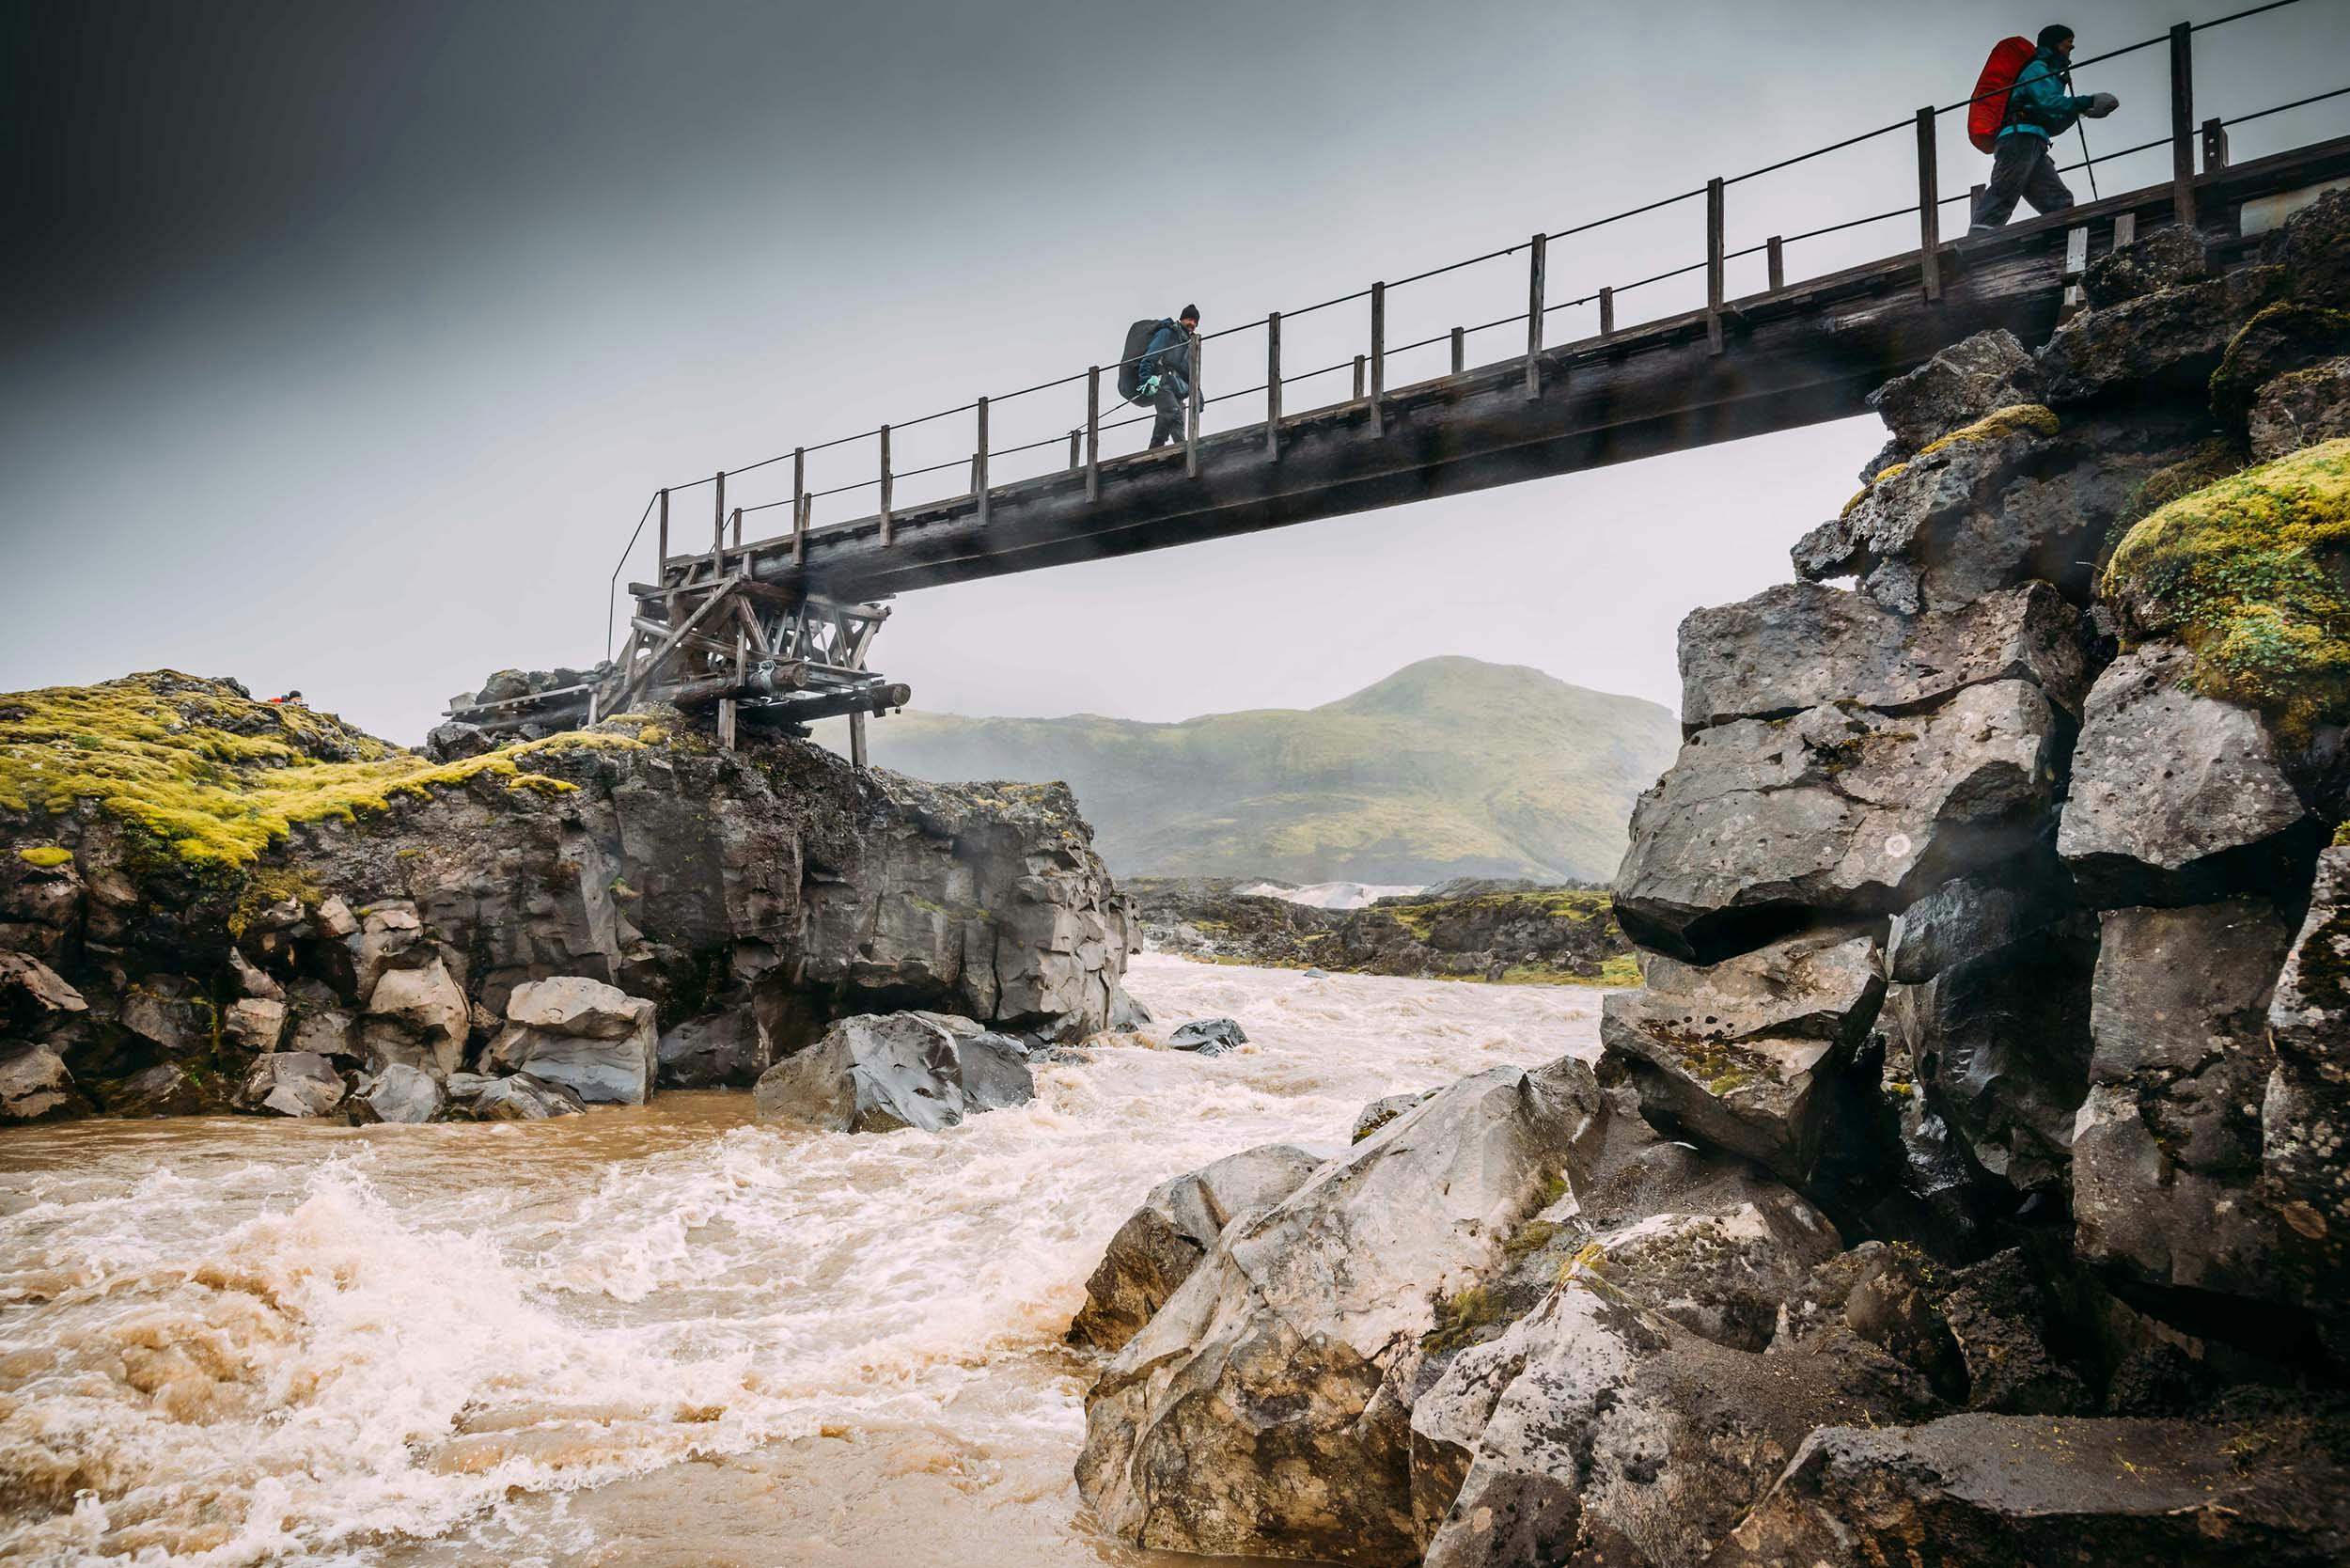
[2083,92,2119,118]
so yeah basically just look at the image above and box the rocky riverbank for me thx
[1130,877,1637,984]
[1071,190,2350,1565]
[0,676,1134,1122]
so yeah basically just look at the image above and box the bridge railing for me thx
[604,0,2348,654]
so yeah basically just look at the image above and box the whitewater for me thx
[0,956,1605,1567]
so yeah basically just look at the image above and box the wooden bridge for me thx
[445,8,2349,755]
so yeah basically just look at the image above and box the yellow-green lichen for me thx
[1421,1285,1504,1354]
[2101,436,2251,569]
[0,672,634,872]
[2103,437,2350,740]
[1873,404,2061,495]
[15,845,72,869]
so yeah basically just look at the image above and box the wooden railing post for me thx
[1086,368,1102,498]
[1353,354,1365,400]
[1369,282,1386,436]
[976,396,990,523]
[2170,21,2197,232]
[1598,286,1615,339]
[1264,315,1281,463]
[1766,237,1785,292]
[656,487,669,566]
[1068,429,1080,472]
[2201,116,2229,173]
[1449,325,1465,375]
[1705,178,1726,354]
[791,446,805,555]
[878,426,893,546]
[713,471,726,556]
[793,494,807,564]
[1185,337,1201,478]
[1525,233,1545,398]
[1916,106,1942,304]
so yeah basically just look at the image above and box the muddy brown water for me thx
[0,955,1604,1566]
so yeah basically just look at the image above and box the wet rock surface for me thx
[1072,197,2350,1567]
[751,1011,1034,1134]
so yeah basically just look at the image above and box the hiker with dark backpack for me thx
[1119,306,1200,448]
[1966,24,2118,234]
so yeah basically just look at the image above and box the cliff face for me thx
[1073,191,2350,1566]
[0,679,1133,1121]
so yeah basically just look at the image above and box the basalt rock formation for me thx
[0,678,1134,1121]
[1074,190,2350,1564]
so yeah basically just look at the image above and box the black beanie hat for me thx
[2037,24,2075,52]
[1180,304,1200,323]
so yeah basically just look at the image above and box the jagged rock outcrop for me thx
[1069,1142,1324,1352]
[751,1011,1034,1133]
[1072,194,2350,1565]
[0,676,1135,1122]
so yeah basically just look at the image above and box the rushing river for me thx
[0,956,1606,1567]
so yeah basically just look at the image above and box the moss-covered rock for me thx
[2103,437,2350,739]
[2208,301,2350,430]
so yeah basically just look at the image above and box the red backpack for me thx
[1968,37,2039,152]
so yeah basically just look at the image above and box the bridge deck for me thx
[650,135,2350,610]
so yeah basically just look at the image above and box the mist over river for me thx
[0,956,1605,1568]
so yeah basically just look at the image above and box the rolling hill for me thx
[822,657,1679,885]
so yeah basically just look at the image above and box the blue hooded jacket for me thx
[1141,319,1195,399]
[2000,46,2092,140]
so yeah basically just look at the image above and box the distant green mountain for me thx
[822,657,1679,885]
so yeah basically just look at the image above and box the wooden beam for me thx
[1766,237,1785,292]
[976,397,990,524]
[1598,286,1615,339]
[1369,282,1386,437]
[1353,354,1365,400]
[1264,315,1281,463]
[2170,22,2197,231]
[2114,212,2137,250]
[1087,368,1103,498]
[2202,117,2229,173]
[1450,325,1465,375]
[1705,179,1726,354]
[1526,233,1545,398]
[1185,337,1201,478]
[656,487,669,566]
[1915,107,1941,304]
[849,708,869,769]
[713,471,726,557]
[879,426,893,546]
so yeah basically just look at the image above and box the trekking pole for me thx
[2066,66,2102,199]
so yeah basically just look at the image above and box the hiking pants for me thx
[1149,379,1189,448]
[1969,134,2075,233]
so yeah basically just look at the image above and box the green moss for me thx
[15,846,71,869]
[1421,1285,1504,1354]
[0,671,634,871]
[2102,437,2251,569]
[2104,437,2350,740]
[2333,821,2350,849]
[1503,1219,1563,1259]
[1593,952,1643,987]
[2210,302,2350,420]
[1919,403,2060,461]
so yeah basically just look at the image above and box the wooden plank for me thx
[2114,212,2137,250]
[656,487,669,566]
[2063,226,2090,277]
[976,397,990,524]
[1915,107,1941,304]
[2170,23,2197,231]
[1088,368,1103,497]
[717,698,737,752]
[1599,286,1615,339]
[2203,117,2229,173]
[1186,337,1201,478]
[1450,325,1465,375]
[1264,315,1281,463]
[1370,282,1386,437]
[1705,179,1726,354]
[793,491,807,565]
[1353,354,1365,400]
[1526,233,1545,398]
[879,426,894,546]
[1068,429,1080,471]
[1767,237,1785,292]
[713,471,726,556]
[849,708,869,769]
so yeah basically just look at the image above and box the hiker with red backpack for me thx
[1966,25,2119,234]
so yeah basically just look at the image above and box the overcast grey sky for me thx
[6,0,2346,742]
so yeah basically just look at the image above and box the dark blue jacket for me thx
[2001,47,2092,140]
[1142,320,1196,398]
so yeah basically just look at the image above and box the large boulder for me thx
[240,1051,347,1118]
[2265,846,2350,1311]
[2261,184,2350,307]
[1615,682,2063,957]
[0,950,87,1036]
[1718,1404,2350,1567]
[452,1070,584,1121]
[1676,581,2087,734]
[656,1009,767,1088]
[2073,899,2293,1303]
[0,1043,77,1121]
[358,1062,446,1124]
[1873,914,2097,1200]
[2249,354,2350,460]
[2056,643,2316,907]
[2036,264,2286,405]
[362,957,470,1074]
[1600,928,1885,1183]
[2209,301,2350,431]
[483,975,657,1105]
[1069,1142,1324,1352]
[2081,226,2211,309]
[751,1011,1032,1133]
[1864,328,2037,452]
[1076,1059,1599,1565]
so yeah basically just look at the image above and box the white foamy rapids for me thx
[0,956,1604,1566]
[1234,881,1423,910]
